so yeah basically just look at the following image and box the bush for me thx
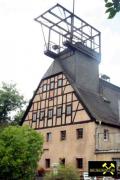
[44,165,80,180]
[0,125,44,180]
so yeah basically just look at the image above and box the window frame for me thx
[45,159,50,168]
[32,112,37,122]
[57,79,63,88]
[57,107,62,117]
[76,158,83,169]
[39,110,45,120]
[66,104,72,116]
[76,128,83,139]
[48,109,53,119]
[59,158,65,166]
[46,132,52,142]
[60,130,66,141]
[42,84,47,92]
[50,81,55,90]
[104,129,109,141]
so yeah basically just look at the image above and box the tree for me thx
[0,82,26,125]
[105,0,120,18]
[0,125,44,180]
[11,110,25,125]
[44,165,80,180]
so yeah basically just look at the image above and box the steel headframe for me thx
[35,4,101,59]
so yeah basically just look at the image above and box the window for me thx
[76,158,83,169]
[46,132,52,142]
[58,79,63,87]
[60,130,66,140]
[48,109,53,119]
[66,104,72,115]
[50,81,54,90]
[59,158,65,166]
[76,128,83,139]
[104,129,109,141]
[43,84,47,92]
[40,111,45,120]
[32,112,37,122]
[57,107,62,117]
[50,90,54,98]
[37,111,40,118]
[45,159,50,168]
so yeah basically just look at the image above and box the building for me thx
[20,4,120,178]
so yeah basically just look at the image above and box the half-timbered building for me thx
[20,4,120,177]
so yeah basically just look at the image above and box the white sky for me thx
[0,0,120,100]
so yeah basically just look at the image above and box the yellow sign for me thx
[89,161,117,177]
[102,162,115,175]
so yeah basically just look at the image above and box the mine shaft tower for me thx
[35,3,101,61]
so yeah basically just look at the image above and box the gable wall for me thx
[23,73,91,129]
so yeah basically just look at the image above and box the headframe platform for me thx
[35,4,101,61]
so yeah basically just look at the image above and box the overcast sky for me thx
[0,0,120,100]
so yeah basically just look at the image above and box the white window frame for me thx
[58,79,62,87]
[66,104,72,115]
[32,112,37,122]
[48,109,53,119]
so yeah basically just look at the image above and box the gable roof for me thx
[75,87,118,126]
[20,57,120,128]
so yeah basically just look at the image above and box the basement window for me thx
[60,130,66,140]
[76,158,83,169]
[45,159,50,168]
[32,112,37,122]
[76,128,83,139]
[104,129,109,141]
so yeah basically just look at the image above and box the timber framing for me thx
[21,72,95,129]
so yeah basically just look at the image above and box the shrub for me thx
[44,165,80,180]
[0,125,44,180]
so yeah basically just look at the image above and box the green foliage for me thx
[44,165,80,180]
[0,82,26,125]
[0,125,44,180]
[105,0,120,18]
[11,110,25,125]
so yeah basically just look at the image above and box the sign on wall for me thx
[88,161,117,177]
